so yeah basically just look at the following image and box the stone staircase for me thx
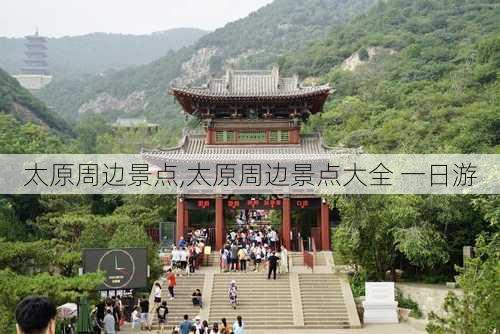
[148,251,360,330]
[208,273,294,329]
[289,252,327,266]
[205,253,219,267]
[149,274,205,328]
[299,274,351,329]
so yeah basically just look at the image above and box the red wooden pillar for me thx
[282,197,291,250]
[215,196,224,250]
[184,208,189,235]
[176,197,185,242]
[320,200,331,250]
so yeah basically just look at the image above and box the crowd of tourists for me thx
[220,224,285,279]
[13,295,245,334]
[153,313,246,334]
[133,276,246,334]
[90,295,131,333]
[170,229,208,275]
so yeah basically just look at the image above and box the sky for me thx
[0,0,274,38]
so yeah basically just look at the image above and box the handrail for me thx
[311,236,316,270]
[301,238,314,272]
[147,279,161,328]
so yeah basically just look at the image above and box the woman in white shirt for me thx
[254,246,263,272]
[179,248,188,272]
[131,306,140,330]
[153,282,162,304]
[171,247,181,271]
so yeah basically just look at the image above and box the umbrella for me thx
[57,303,77,319]
[76,297,92,334]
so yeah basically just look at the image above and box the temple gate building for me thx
[142,66,349,251]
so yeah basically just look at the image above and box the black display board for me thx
[83,248,148,290]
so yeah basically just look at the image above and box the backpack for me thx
[158,306,168,319]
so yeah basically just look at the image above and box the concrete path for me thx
[119,322,426,334]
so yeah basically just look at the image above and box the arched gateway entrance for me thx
[142,66,336,251]
[174,195,331,251]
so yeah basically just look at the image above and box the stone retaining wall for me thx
[396,283,463,317]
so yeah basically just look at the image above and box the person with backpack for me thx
[157,301,169,334]
[228,280,238,309]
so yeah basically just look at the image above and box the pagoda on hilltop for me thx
[142,66,352,251]
[21,29,50,76]
[14,29,53,90]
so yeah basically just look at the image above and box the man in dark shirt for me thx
[156,301,168,333]
[267,251,280,280]
[139,297,150,330]
[230,243,239,271]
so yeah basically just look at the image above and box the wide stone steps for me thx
[299,274,350,328]
[208,273,294,328]
[205,254,219,266]
[289,253,327,266]
[149,274,205,327]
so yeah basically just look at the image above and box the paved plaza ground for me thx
[119,322,427,334]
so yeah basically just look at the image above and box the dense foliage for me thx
[198,0,377,64]
[37,0,377,123]
[283,0,500,153]
[427,233,499,333]
[0,28,208,79]
[1,0,499,331]
[0,68,70,133]
[332,195,490,280]
[0,193,174,332]
[0,114,73,153]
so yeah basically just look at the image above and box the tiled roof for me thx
[172,85,331,99]
[141,132,358,162]
[170,67,332,98]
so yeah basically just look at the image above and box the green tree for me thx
[109,223,161,286]
[0,240,55,274]
[333,195,450,279]
[76,114,110,154]
[0,198,24,241]
[358,47,369,61]
[427,233,499,334]
[79,217,119,249]
[54,251,81,277]
[0,269,104,333]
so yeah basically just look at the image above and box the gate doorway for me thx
[186,199,216,248]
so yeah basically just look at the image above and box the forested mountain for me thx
[281,0,500,153]
[37,0,378,125]
[1,2,498,333]
[0,68,70,134]
[0,28,208,79]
